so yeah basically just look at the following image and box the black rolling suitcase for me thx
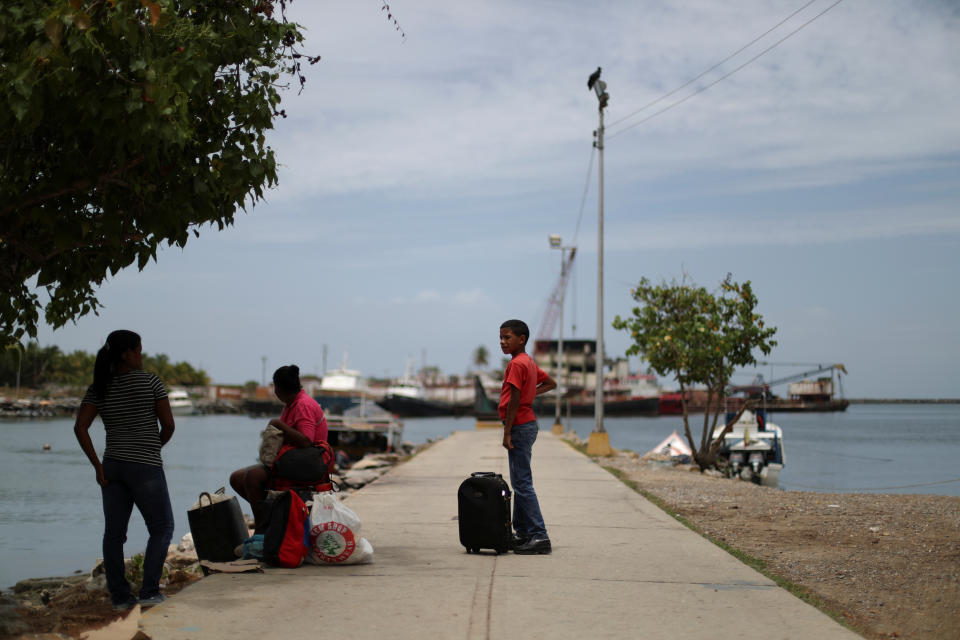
[458,471,511,554]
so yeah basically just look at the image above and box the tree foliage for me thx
[0,0,317,343]
[472,344,489,369]
[0,341,209,390]
[612,275,777,470]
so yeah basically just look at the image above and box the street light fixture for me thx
[548,234,573,435]
[587,66,612,456]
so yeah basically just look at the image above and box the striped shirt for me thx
[82,370,168,466]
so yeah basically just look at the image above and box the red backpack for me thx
[261,490,310,568]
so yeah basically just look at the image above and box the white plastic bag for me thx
[305,492,374,565]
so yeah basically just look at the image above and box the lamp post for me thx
[548,234,572,435]
[587,66,612,456]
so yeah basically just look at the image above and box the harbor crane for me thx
[535,246,577,342]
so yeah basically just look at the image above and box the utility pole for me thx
[261,356,267,388]
[587,66,612,456]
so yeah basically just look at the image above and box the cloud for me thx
[600,199,960,251]
[256,0,960,246]
[452,288,493,307]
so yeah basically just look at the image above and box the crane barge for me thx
[660,363,849,414]
[730,363,849,412]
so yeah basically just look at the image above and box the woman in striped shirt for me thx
[74,330,176,611]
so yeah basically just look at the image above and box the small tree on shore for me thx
[612,275,777,471]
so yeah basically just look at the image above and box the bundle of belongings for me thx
[242,489,375,568]
[190,422,374,571]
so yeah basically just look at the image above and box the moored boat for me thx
[375,361,460,417]
[314,354,372,415]
[714,408,785,487]
[537,374,661,416]
[326,405,404,460]
[168,388,195,416]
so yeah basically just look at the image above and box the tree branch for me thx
[0,155,145,222]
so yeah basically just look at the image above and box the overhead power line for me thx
[606,0,846,141]
[607,0,820,130]
[571,144,596,246]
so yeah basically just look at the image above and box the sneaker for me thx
[513,537,551,555]
[138,593,167,608]
[112,597,138,612]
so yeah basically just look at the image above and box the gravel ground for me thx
[601,451,960,640]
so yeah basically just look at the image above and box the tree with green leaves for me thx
[0,341,207,389]
[1,0,318,344]
[612,275,777,471]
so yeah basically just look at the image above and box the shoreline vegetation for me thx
[560,433,960,640]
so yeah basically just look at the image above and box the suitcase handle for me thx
[470,471,498,478]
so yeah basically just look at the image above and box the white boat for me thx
[316,352,372,415]
[168,388,194,416]
[384,359,424,400]
[713,408,786,487]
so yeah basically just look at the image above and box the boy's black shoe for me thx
[513,537,551,555]
[510,533,529,549]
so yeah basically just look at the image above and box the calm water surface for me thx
[1,405,957,588]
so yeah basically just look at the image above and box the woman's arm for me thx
[155,397,176,446]
[269,418,312,448]
[73,403,107,487]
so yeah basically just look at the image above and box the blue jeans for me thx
[508,421,548,539]
[101,459,174,603]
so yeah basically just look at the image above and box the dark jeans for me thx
[101,458,174,603]
[508,421,548,539]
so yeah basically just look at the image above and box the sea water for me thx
[1,405,957,588]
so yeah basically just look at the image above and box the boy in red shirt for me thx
[499,319,556,554]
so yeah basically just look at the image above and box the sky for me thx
[34,0,960,398]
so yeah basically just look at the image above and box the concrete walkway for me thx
[141,429,860,639]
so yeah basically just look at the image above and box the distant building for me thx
[207,385,244,401]
[532,339,598,389]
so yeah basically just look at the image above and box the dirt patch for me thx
[602,453,960,640]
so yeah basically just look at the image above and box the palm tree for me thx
[472,345,489,370]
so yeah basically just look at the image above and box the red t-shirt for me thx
[278,390,327,457]
[498,352,548,425]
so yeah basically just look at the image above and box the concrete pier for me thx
[141,429,859,639]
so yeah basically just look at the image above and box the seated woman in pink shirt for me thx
[230,365,327,528]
